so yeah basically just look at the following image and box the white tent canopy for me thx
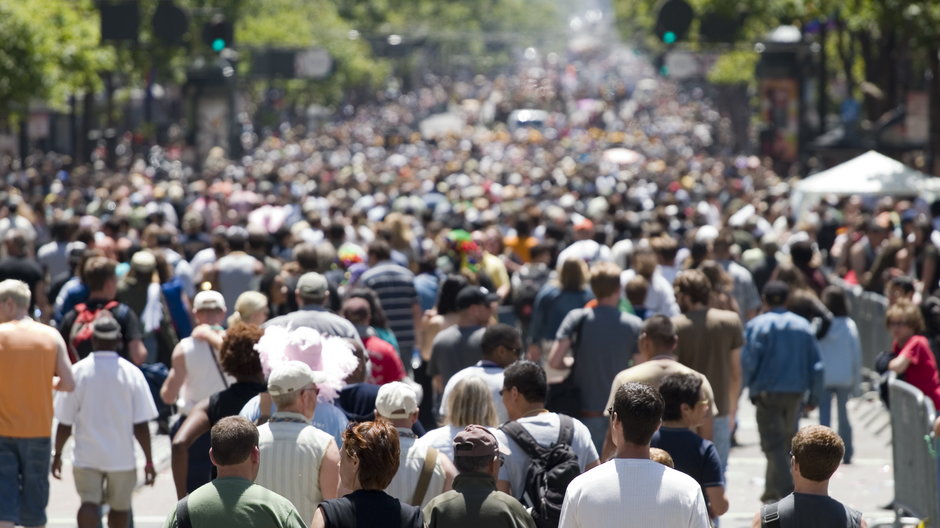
[794,150,939,197]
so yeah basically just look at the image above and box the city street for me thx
[45,392,900,527]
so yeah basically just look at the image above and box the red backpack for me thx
[68,301,123,363]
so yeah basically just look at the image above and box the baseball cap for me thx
[267,361,318,397]
[193,290,226,312]
[92,314,122,341]
[455,285,499,311]
[762,280,790,306]
[130,250,156,273]
[297,272,329,300]
[453,425,501,458]
[375,381,418,419]
[574,218,594,232]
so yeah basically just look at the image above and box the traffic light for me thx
[152,1,189,46]
[98,1,139,43]
[655,0,694,45]
[202,15,233,52]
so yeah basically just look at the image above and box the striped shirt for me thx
[256,412,336,523]
[359,262,419,354]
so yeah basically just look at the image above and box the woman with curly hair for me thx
[311,421,423,528]
[170,322,267,499]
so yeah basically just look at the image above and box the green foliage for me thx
[236,0,387,105]
[707,50,758,85]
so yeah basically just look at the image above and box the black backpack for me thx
[500,414,581,528]
[511,265,550,321]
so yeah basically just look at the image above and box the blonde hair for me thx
[227,291,269,327]
[886,301,926,333]
[446,376,498,427]
[0,279,30,309]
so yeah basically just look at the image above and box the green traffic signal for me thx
[212,38,226,52]
[663,31,677,44]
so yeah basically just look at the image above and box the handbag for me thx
[545,309,589,416]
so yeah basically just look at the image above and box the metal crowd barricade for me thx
[831,276,891,372]
[888,374,939,526]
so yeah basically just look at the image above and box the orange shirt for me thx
[0,319,62,438]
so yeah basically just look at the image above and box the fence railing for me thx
[830,276,892,373]
[888,374,939,526]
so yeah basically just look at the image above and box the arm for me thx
[318,440,341,500]
[888,354,912,374]
[171,399,211,498]
[160,343,187,405]
[134,422,156,486]
[310,507,326,528]
[728,347,742,428]
[439,452,457,492]
[53,338,75,392]
[51,423,72,479]
[547,338,571,370]
[705,486,729,517]
[128,339,147,366]
[191,325,224,351]
[496,479,511,494]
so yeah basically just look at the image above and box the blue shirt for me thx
[651,426,724,492]
[239,395,348,447]
[742,308,823,402]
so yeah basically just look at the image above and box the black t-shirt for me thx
[58,298,143,360]
[319,490,423,528]
[207,381,268,426]
[0,257,43,308]
[651,427,724,490]
[763,492,863,527]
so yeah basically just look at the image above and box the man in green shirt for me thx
[423,425,535,528]
[163,416,307,528]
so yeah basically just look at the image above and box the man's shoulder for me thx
[707,308,742,324]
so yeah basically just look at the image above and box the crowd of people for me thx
[2,46,936,527]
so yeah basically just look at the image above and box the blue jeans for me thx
[712,415,731,474]
[0,436,51,526]
[818,387,854,462]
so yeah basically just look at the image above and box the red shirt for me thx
[364,335,406,385]
[894,335,940,410]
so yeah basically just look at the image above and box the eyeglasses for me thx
[504,344,522,356]
[496,454,505,467]
[888,321,908,328]
[699,398,710,406]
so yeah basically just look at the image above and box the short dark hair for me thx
[436,275,470,315]
[820,286,849,317]
[454,454,494,474]
[612,382,663,446]
[889,276,916,295]
[343,421,400,490]
[641,315,677,349]
[481,324,520,358]
[210,416,258,466]
[658,373,703,421]
[791,425,844,482]
[502,360,547,403]
[368,240,392,262]
[674,270,711,305]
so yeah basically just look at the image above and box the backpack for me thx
[67,301,126,362]
[511,266,550,320]
[500,414,581,528]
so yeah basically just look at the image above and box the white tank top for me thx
[178,336,234,414]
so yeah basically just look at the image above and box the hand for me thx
[144,463,156,486]
[527,344,541,361]
[51,455,62,479]
[191,325,213,341]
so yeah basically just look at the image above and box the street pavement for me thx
[46,393,902,527]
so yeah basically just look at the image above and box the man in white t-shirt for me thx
[376,382,456,508]
[558,382,709,528]
[52,314,158,528]
[495,360,599,501]
[439,324,521,425]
